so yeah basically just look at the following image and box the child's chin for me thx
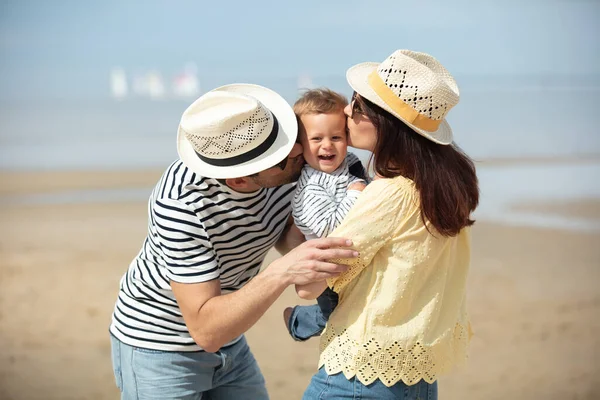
[319,161,342,172]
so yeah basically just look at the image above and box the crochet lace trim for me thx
[318,323,470,387]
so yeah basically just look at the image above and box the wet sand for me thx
[510,199,600,220]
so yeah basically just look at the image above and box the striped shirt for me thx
[292,153,365,240]
[109,160,295,351]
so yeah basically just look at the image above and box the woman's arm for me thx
[326,178,409,293]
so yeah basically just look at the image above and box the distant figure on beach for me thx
[108,83,359,399]
[282,88,368,342]
[299,50,480,400]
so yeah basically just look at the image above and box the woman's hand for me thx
[348,182,367,191]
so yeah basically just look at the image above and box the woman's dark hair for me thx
[355,94,479,237]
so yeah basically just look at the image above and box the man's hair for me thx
[293,88,348,118]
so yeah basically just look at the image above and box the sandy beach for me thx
[0,170,599,400]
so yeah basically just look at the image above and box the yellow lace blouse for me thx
[321,176,472,387]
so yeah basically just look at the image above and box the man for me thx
[109,83,357,399]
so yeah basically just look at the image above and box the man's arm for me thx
[171,237,357,352]
[275,215,306,254]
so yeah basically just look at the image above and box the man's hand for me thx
[269,237,357,286]
[171,237,356,353]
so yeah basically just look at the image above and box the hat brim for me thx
[177,83,298,179]
[346,62,453,145]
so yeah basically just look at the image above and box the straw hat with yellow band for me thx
[346,49,459,145]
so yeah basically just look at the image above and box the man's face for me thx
[251,143,304,188]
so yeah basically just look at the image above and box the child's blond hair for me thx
[293,88,348,118]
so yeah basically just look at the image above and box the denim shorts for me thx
[110,334,268,400]
[302,367,438,400]
[287,288,338,341]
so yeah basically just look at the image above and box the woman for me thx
[300,50,479,399]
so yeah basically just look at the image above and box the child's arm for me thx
[294,179,364,239]
[295,280,328,300]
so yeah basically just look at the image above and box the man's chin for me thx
[278,166,303,186]
[290,157,305,182]
[276,167,302,186]
[288,169,302,184]
[253,166,303,188]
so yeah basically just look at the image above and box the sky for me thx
[0,0,598,100]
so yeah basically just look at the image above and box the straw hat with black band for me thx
[177,83,298,179]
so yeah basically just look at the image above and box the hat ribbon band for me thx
[194,113,279,167]
[367,71,441,132]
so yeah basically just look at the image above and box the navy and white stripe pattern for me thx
[110,160,295,351]
[292,153,365,240]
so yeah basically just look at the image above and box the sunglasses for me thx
[351,91,365,117]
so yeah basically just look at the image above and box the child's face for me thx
[298,112,348,174]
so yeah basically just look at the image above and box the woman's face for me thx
[343,93,377,152]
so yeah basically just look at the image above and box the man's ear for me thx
[224,177,254,191]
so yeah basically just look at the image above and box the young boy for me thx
[284,88,368,341]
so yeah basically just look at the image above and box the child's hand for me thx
[295,281,328,300]
[348,182,367,192]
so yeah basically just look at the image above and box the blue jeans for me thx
[303,367,438,400]
[287,287,338,341]
[110,334,268,400]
